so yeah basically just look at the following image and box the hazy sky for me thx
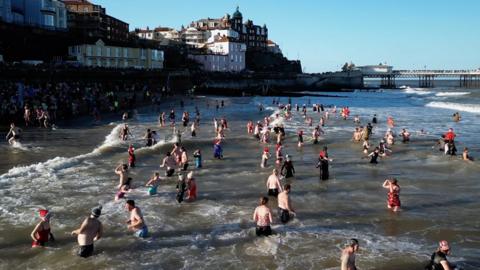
[95,0,480,73]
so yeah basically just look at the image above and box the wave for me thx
[403,88,432,95]
[426,101,480,113]
[435,92,470,97]
[92,124,125,153]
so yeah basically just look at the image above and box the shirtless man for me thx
[160,152,176,177]
[71,206,103,258]
[115,164,129,189]
[180,147,189,171]
[253,197,273,237]
[6,123,22,145]
[266,169,283,197]
[125,200,148,238]
[278,184,295,223]
[341,238,359,270]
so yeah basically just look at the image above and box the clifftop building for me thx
[62,0,129,43]
[185,6,268,51]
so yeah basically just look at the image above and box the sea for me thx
[0,81,479,269]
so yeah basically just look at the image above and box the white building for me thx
[183,27,208,48]
[135,27,181,42]
[206,29,239,43]
[356,64,393,75]
[68,39,164,69]
[188,36,246,72]
[0,0,67,30]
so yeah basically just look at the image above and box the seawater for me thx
[0,89,479,270]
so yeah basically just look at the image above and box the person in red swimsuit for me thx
[185,171,197,202]
[382,178,401,212]
[31,209,54,247]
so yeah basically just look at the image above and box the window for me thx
[44,14,54,27]
[106,47,111,57]
[87,46,92,56]
[123,48,128,58]
[116,48,120,57]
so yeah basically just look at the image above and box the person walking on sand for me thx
[253,196,273,237]
[382,178,401,212]
[71,206,103,258]
[341,238,359,270]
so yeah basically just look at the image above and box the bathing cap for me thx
[91,205,102,218]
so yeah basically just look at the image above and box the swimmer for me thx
[387,116,395,127]
[297,130,304,147]
[275,143,284,165]
[453,112,461,122]
[281,155,295,178]
[122,112,129,121]
[128,144,135,168]
[193,149,202,168]
[120,124,132,141]
[191,121,197,137]
[253,196,273,237]
[145,172,161,196]
[341,239,359,270]
[159,112,166,127]
[115,164,129,189]
[462,147,474,161]
[6,123,22,145]
[125,200,148,238]
[31,209,54,248]
[71,206,103,258]
[316,155,329,181]
[368,147,380,164]
[185,171,197,202]
[266,169,283,197]
[382,178,401,212]
[247,121,254,134]
[115,177,132,201]
[362,140,370,155]
[426,240,454,270]
[400,128,410,143]
[180,147,189,171]
[176,173,187,203]
[152,131,160,145]
[372,114,377,124]
[260,147,271,168]
[278,184,295,224]
[160,152,177,177]
[353,115,360,124]
[144,129,153,146]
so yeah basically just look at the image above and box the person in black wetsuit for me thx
[281,155,295,178]
[144,129,153,147]
[317,155,329,180]
[368,147,380,164]
[425,240,455,270]
[372,114,377,124]
[176,173,187,203]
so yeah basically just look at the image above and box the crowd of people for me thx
[22,95,467,269]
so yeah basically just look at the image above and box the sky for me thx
[95,0,480,73]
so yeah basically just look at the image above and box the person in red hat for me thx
[260,147,271,168]
[31,209,54,247]
[426,240,454,270]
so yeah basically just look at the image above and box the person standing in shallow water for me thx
[253,196,273,237]
[316,155,329,180]
[125,200,148,238]
[281,155,295,178]
[278,184,295,224]
[71,206,103,258]
[341,238,359,270]
[266,169,283,197]
[31,209,54,247]
[382,178,401,212]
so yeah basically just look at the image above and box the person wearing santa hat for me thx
[185,171,197,202]
[260,147,271,168]
[31,209,54,247]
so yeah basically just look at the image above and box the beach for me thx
[1,87,479,269]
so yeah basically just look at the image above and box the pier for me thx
[361,67,480,88]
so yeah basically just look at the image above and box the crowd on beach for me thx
[0,79,165,129]
[10,95,471,269]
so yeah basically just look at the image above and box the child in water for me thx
[128,144,135,168]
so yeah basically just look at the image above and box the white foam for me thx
[403,88,432,95]
[92,124,124,153]
[435,91,470,97]
[426,101,480,113]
